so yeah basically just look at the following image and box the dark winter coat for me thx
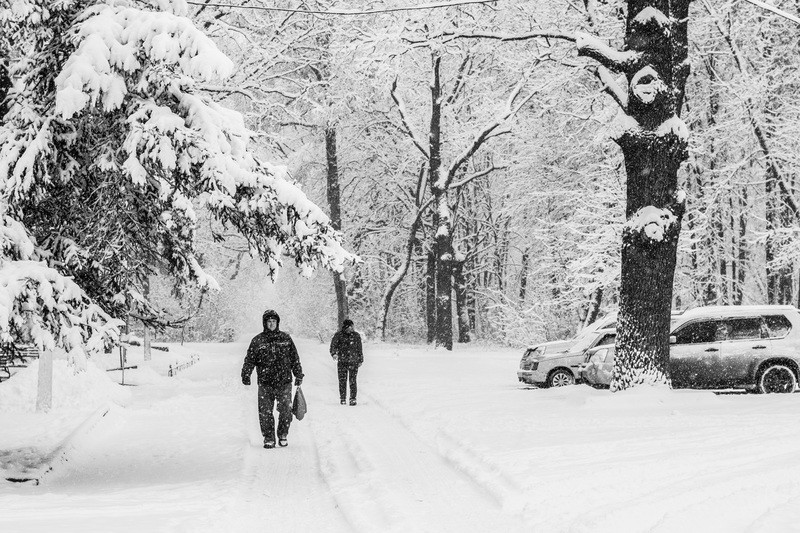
[330,327,363,365]
[242,310,304,388]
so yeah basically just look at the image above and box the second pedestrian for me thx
[330,319,363,405]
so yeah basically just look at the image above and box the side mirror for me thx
[669,335,677,345]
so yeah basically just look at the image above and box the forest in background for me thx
[132,1,800,347]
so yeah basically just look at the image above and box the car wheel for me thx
[548,369,576,388]
[757,364,798,394]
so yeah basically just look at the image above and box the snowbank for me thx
[0,359,130,413]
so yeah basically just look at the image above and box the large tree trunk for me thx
[610,1,692,391]
[325,127,348,327]
[428,54,454,350]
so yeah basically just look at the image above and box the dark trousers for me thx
[338,363,359,401]
[258,383,293,441]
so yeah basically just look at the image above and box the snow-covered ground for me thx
[3,337,800,532]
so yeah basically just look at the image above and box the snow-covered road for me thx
[5,337,800,532]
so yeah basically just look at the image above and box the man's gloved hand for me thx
[242,376,251,386]
[295,378,303,386]
[331,353,338,362]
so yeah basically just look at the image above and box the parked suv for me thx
[518,313,617,388]
[579,305,800,393]
[517,340,574,385]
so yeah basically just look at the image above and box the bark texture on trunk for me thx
[325,127,348,327]
[608,1,692,391]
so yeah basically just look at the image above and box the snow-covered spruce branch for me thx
[390,78,430,159]
[0,216,121,355]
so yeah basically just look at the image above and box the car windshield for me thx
[569,329,610,354]
[524,347,543,359]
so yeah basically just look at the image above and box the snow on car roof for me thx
[677,305,799,320]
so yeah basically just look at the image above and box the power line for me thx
[185,0,498,16]
[740,0,800,25]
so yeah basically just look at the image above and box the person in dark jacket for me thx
[329,319,363,406]
[242,310,303,448]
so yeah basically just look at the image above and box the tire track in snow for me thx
[301,347,529,533]
[366,391,529,515]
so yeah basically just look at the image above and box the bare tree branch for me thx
[390,78,431,159]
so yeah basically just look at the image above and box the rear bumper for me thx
[518,370,545,386]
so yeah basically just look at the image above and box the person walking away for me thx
[242,310,303,448]
[330,319,363,405]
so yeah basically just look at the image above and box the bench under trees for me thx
[0,343,39,382]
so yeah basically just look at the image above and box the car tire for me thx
[548,369,576,388]
[757,364,798,394]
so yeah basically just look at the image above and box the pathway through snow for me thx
[0,339,527,532]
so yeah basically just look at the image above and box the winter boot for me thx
[264,440,276,449]
[278,437,288,447]
[349,399,357,406]
[340,399,346,405]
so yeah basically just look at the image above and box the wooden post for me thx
[143,325,151,362]
[36,347,52,412]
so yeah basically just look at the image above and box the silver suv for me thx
[518,313,617,388]
[580,305,800,393]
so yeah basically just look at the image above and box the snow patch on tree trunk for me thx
[656,115,689,140]
[625,206,677,242]
[633,7,672,29]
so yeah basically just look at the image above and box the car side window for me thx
[674,320,718,344]
[725,318,763,341]
[763,315,792,338]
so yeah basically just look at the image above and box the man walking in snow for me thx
[242,310,304,449]
[330,319,363,406]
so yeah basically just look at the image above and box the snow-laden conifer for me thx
[0,0,353,350]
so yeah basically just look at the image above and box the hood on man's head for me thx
[263,309,281,331]
[343,319,354,329]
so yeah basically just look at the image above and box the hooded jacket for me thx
[242,310,304,387]
[330,320,363,365]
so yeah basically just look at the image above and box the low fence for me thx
[168,354,199,377]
